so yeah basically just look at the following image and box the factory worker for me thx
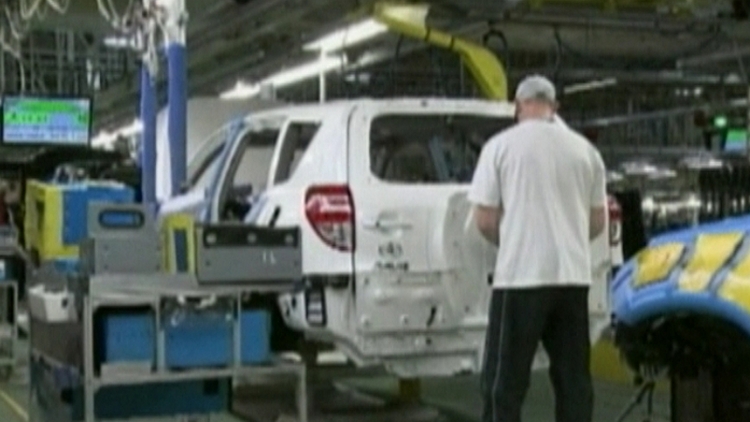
[469,74,607,422]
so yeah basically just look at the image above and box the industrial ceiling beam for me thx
[677,46,750,68]
[432,0,729,14]
[93,0,344,128]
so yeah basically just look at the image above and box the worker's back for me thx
[490,118,603,288]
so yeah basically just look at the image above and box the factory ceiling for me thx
[5,0,750,130]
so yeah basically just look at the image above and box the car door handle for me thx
[362,218,413,230]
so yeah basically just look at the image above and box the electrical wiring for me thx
[107,0,122,23]
[45,0,72,15]
[0,28,25,93]
[35,1,48,20]
[19,0,43,21]
[4,7,24,41]
[97,0,135,30]
[96,0,112,21]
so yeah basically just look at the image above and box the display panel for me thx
[724,128,748,153]
[2,96,92,146]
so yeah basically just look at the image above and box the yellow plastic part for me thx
[719,248,750,312]
[24,180,79,261]
[633,242,684,288]
[373,2,508,101]
[160,213,196,274]
[678,232,744,292]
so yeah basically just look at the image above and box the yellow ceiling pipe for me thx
[373,2,509,101]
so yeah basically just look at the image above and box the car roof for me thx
[242,97,515,122]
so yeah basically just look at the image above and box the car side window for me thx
[217,124,284,221]
[273,122,321,184]
[231,129,281,194]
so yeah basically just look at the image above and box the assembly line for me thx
[0,0,749,422]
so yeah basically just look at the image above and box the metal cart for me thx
[28,273,308,422]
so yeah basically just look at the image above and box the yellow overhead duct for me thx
[373,2,509,100]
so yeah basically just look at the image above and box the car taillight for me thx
[607,195,622,247]
[305,184,355,252]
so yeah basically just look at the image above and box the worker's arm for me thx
[475,205,502,246]
[468,140,502,246]
[589,151,608,240]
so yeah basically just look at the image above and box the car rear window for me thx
[370,114,513,183]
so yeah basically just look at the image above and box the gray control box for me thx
[195,223,302,284]
[80,203,162,275]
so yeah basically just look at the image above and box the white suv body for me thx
[161,98,621,378]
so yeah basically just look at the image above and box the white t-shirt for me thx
[468,118,607,289]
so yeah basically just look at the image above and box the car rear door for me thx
[348,101,514,347]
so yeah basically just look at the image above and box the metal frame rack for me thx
[0,228,21,380]
[29,273,308,422]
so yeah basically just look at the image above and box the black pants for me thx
[481,286,593,422]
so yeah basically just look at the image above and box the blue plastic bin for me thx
[99,310,155,365]
[164,309,233,369]
[52,258,81,276]
[241,310,271,364]
[34,356,230,422]
[70,380,230,420]
[61,183,135,245]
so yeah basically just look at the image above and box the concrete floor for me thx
[0,341,670,422]
[349,375,670,422]
[0,370,670,422]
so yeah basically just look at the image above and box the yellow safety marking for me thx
[633,242,685,288]
[0,388,28,421]
[678,232,744,292]
[719,248,750,312]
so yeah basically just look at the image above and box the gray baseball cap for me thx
[514,75,556,102]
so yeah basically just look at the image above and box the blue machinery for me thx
[609,214,750,420]
[139,0,188,204]
[139,67,157,204]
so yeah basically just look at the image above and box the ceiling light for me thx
[92,119,143,148]
[219,81,262,100]
[220,55,347,100]
[268,55,345,87]
[303,18,387,53]
[103,35,135,49]
[563,78,617,95]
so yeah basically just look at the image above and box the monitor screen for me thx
[724,128,748,153]
[2,96,92,146]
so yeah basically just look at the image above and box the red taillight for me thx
[607,195,622,247]
[305,184,355,252]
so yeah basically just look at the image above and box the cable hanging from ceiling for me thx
[0,0,72,92]
[95,0,170,79]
